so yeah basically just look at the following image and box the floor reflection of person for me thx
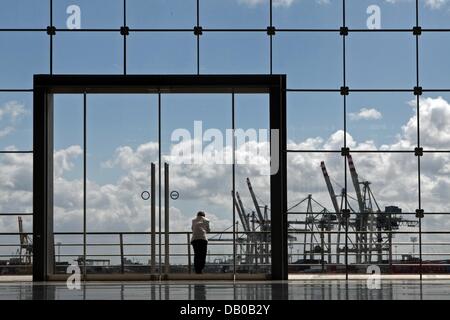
[191,211,210,274]
[194,284,207,300]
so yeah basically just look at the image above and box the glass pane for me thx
[287,92,343,150]
[0,92,32,151]
[201,0,269,28]
[347,92,416,150]
[420,208,449,275]
[201,33,269,74]
[162,94,232,273]
[0,154,32,212]
[53,94,84,272]
[273,32,342,89]
[420,2,450,29]
[86,94,158,273]
[0,0,49,29]
[287,151,419,274]
[419,93,450,151]
[0,32,49,88]
[0,215,32,275]
[54,94,83,233]
[390,225,421,274]
[421,153,450,234]
[421,234,450,274]
[347,32,415,89]
[287,152,344,273]
[346,0,415,29]
[128,0,196,29]
[235,94,271,274]
[54,33,122,74]
[273,0,342,29]
[345,152,418,274]
[345,152,418,213]
[128,33,196,74]
[53,0,122,29]
[420,33,450,90]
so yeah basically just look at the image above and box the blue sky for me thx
[2,0,450,261]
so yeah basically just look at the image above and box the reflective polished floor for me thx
[0,280,449,300]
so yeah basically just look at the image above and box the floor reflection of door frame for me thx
[33,75,287,281]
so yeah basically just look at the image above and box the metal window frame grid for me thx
[0,0,448,283]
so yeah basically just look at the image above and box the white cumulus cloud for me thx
[0,101,27,140]
[385,0,448,9]
[0,101,26,122]
[349,108,383,121]
[424,0,448,9]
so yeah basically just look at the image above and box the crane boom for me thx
[346,155,365,213]
[347,154,366,264]
[235,191,250,232]
[246,178,265,223]
[321,161,340,214]
[233,191,249,232]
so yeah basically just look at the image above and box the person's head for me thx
[197,211,206,218]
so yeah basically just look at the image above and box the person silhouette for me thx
[191,211,210,274]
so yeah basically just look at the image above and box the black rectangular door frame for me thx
[33,74,287,281]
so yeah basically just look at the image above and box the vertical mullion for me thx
[158,92,162,278]
[50,34,53,75]
[83,93,87,279]
[415,0,423,283]
[50,0,53,75]
[269,0,273,74]
[124,0,127,26]
[197,0,200,29]
[342,0,349,281]
[197,0,200,75]
[418,151,422,281]
[342,0,346,90]
[269,0,273,27]
[269,36,273,75]
[50,0,53,27]
[342,0,346,33]
[123,0,127,75]
[416,0,419,28]
[415,0,421,281]
[344,97,348,280]
[197,36,200,75]
[232,92,236,278]
[270,77,287,280]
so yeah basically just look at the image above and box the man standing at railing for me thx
[191,211,210,274]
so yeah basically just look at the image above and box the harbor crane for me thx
[17,217,32,265]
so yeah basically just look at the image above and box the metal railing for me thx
[51,230,272,275]
[3,228,450,275]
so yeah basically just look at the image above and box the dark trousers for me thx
[191,239,208,274]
